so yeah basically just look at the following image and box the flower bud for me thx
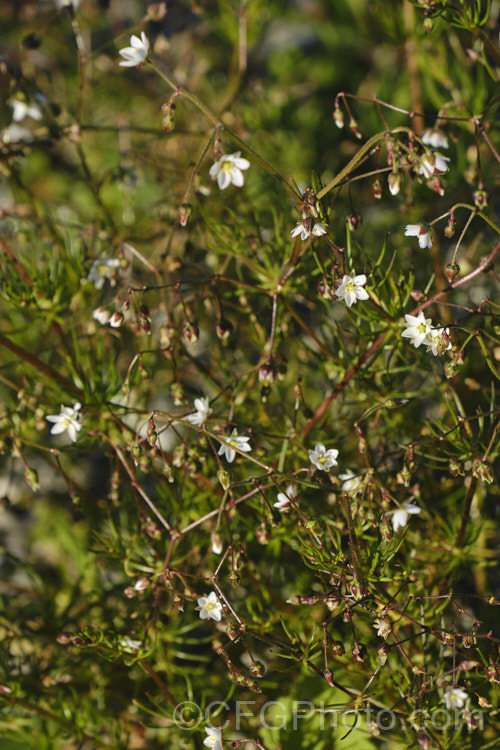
[147,3,167,21]
[217,469,231,490]
[445,263,460,283]
[423,18,433,33]
[216,318,233,340]
[449,458,465,477]
[333,106,344,129]
[211,531,223,555]
[347,211,362,231]
[372,178,382,199]
[109,312,124,328]
[255,523,270,545]
[250,661,265,678]
[258,364,275,386]
[486,664,500,683]
[182,320,199,345]
[349,118,362,139]
[324,669,335,686]
[417,732,431,750]
[330,640,345,656]
[24,468,40,491]
[178,203,192,226]
[473,189,488,209]
[388,172,401,196]
[134,577,150,592]
[426,176,444,196]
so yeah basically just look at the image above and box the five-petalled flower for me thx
[401,312,433,349]
[46,403,83,443]
[334,272,369,307]
[197,591,223,622]
[290,219,328,241]
[118,32,150,68]
[87,257,121,289]
[209,152,250,190]
[203,726,222,750]
[417,153,450,179]
[186,397,211,427]
[443,687,468,710]
[391,503,421,532]
[339,470,363,497]
[405,224,433,249]
[309,443,339,472]
[218,429,252,463]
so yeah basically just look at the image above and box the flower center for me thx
[345,282,356,293]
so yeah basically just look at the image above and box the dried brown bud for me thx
[445,263,460,283]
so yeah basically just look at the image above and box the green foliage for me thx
[1,0,500,748]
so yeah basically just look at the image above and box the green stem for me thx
[316,127,413,200]
[148,60,301,202]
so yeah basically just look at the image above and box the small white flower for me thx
[87,258,121,289]
[425,327,452,356]
[2,124,33,143]
[55,0,80,8]
[120,638,141,653]
[290,220,328,241]
[334,272,369,307]
[422,129,449,150]
[417,153,450,179]
[203,726,222,750]
[401,312,433,348]
[404,223,432,249]
[92,306,110,325]
[197,591,223,622]
[10,99,43,123]
[186,397,211,427]
[443,687,468,710]
[118,32,150,68]
[274,484,297,512]
[339,470,363,496]
[217,429,252,463]
[373,617,392,639]
[209,152,250,190]
[391,503,421,532]
[309,442,339,472]
[46,403,83,443]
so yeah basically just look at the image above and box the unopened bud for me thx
[426,176,444,196]
[333,106,344,129]
[258,363,275,386]
[255,523,270,545]
[417,731,431,750]
[147,2,167,20]
[134,577,149,592]
[324,669,335,686]
[486,664,500,683]
[445,263,460,283]
[377,643,390,665]
[178,203,192,226]
[211,531,223,555]
[216,318,233,340]
[473,189,488,209]
[449,458,464,476]
[217,469,231,490]
[24,468,40,491]
[347,211,362,231]
[372,178,382,199]
[388,172,401,196]
[250,661,265,678]
[109,312,124,328]
[182,320,199,345]
[349,118,362,139]
[423,18,433,33]
[330,640,345,656]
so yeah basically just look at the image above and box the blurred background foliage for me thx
[1,0,500,748]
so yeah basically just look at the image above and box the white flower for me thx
[186,397,211,427]
[339,470,363,496]
[2,124,33,143]
[391,503,421,532]
[55,0,80,8]
[10,100,43,123]
[290,220,328,241]
[197,591,223,622]
[401,312,433,348]
[118,32,150,68]
[274,484,297,512]
[417,153,450,179]
[404,223,432,249]
[120,638,141,653]
[425,327,452,356]
[92,306,110,325]
[334,272,369,307]
[217,429,252,463]
[87,258,121,289]
[443,687,468,710]
[209,152,250,190]
[374,617,392,639]
[46,403,83,443]
[203,726,222,750]
[422,129,449,149]
[309,442,339,472]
